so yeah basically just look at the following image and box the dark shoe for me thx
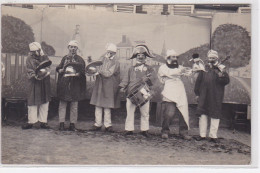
[68,123,77,131]
[161,133,169,139]
[180,134,192,140]
[105,126,114,133]
[22,123,33,130]
[194,136,206,141]
[209,138,220,143]
[59,122,65,131]
[124,131,134,136]
[141,131,150,138]
[89,125,102,131]
[40,123,50,129]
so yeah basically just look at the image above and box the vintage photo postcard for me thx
[0,0,257,169]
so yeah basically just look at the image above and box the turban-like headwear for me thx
[207,50,219,59]
[106,43,117,52]
[68,40,79,47]
[29,42,44,56]
[165,49,178,59]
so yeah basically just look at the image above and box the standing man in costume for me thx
[194,50,230,143]
[22,42,51,129]
[90,43,120,132]
[158,49,191,139]
[56,40,86,131]
[119,45,155,137]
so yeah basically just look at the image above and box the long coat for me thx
[90,56,120,108]
[194,67,230,119]
[26,55,51,106]
[56,54,86,102]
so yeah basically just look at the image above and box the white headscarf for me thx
[29,42,44,56]
[68,40,79,47]
[207,50,219,59]
[166,49,178,59]
[106,43,117,52]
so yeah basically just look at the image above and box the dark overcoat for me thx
[194,67,230,119]
[26,55,51,106]
[90,56,120,108]
[56,54,86,102]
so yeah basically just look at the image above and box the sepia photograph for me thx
[0,0,257,168]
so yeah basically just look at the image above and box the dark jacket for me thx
[26,55,51,106]
[194,67,230,119]
[56,54,86,102]
[90,56,120,108]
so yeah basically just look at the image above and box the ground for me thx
[1,116,251,165]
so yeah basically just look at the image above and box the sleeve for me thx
[194,70,203,96]
[77,56,86,75]
[157,66,165,83]
[99,62,119,78]
[56,56,65,73]
[26,58,36,80]
[217,71,230,86]
[119,67,130,89]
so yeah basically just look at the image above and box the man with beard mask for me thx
[194,50,230,143]
[119,45,156,137]
[22,42,51,129]
[90,43,120,132]
[56,40,86,131]
[158,49,191,139]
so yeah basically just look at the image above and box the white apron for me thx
[158,64,190,129]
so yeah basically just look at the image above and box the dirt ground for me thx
[1,116,251,165]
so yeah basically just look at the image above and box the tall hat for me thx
[106,43,117,52]
[68,40,79,47]
[29,42,44,56]
[130,45,154,59]
[165,49,178,59]
[207,50,219,59]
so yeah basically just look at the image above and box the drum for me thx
[127,82,153,108]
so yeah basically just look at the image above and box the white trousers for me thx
[125,98,150,131]
[28,102,49,124]
[199,114,220,138]
[94,106,112,128]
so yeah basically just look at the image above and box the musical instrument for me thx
[63,62,82,77]
[215,55,230,72]
[85,61,103,76]
[127,73,153,107]
[35,60,52,80]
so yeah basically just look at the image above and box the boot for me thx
[141,131,150,138]
[59,122,65,131]
[22,123,33,130]
[89,125,102,131]
[105,126,114,133]
[69,123,77,131]
[40,122,50,129]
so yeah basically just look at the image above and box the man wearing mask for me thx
[22,42,51,129]
[158,49,191,139]
[90,43,120,132]
[194,50,230,143]
[119,45,155,137]
[56,40,86,131]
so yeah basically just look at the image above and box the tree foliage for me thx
[41,41,56,56]
[1,15,35,54]
[212,24,251,68]
[179,24,251,68]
